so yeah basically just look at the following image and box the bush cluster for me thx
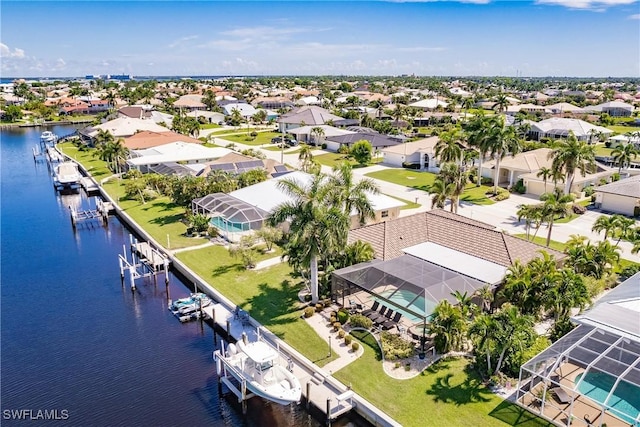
[494,188,510,201]
[337,309,349,324]
[349,314,373,329]
[380,331,415,360]
[572,203,587,215]
[303,307,315,318]
[344,335,353,345]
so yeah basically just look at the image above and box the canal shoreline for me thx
[57,143,400,427]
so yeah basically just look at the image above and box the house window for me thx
[381,210,389,218]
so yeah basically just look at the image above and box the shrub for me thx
[337,309,349,324]
[333,322,341,332]
[250,131,258,137]
[512,179,526,194]
[304,294,312,302]
[380,331,416,361]
[351,342,360,352]
[394,362,401,369]
[315,303,323,312]
[349,314,373,329]
[338,329,346,339]
[583,185,595,197]
[338,145,350,154]
[494,188,510,201]
[404,363,411,372]
[481,176,493,185]
[572,203,587,215]
[321,143,327,149]
[344,335,353,345]
[550,317,575,342]
[330,316,337,324]
[611,173,621,182]
[304,307,315,318]
[402,162,421,170]
[619,264,640,281]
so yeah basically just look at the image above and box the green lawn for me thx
[176,248,337,366]
[59,142,113,179]
[366,169,495,205]
[200,123,222,130]
[594,145,614,157]
[607,125,640,134]
[513,234,566,252]
[314,152,361,168]
[334,336,551,427]
[218,131,282,146]
[384,194,421,210]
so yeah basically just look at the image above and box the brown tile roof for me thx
[348,210,564,266]
[122,130,202,150]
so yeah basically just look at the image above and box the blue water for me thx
[575,371,640,426]
[377,289,433,323]
[210,216,247,234]
[0,126,358,426]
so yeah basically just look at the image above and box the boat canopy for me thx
[240,341,278,364]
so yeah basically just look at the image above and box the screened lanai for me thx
[191,193,268,240]
[332,255,486,351]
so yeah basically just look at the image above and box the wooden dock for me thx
[131,241,167,270]
[80,177,99,193]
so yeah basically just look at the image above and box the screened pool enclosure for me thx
[192,193,268,240]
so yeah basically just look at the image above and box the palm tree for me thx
[540,188,575,247]
[590,241,620,279]
[434,127,464,164]
[492,304,534,375]
[485,117,522,195]
[591,215,620,240]
[613,216,636,246]
[438,162,467,213]
[549,133,596,195]
[464,115,491,187]
[468,313,499,374]
[611,143,639,173]
[328,162,379,226]
[267,174,349,303]
[536,166,553,194]
[475,285,494,313]
[430,300,466,353]
[544,268,589,322]
[517,204,540,241]
[298,145,317,173]
[492,93,509,114]
[430,178,452,210]
[337,240,375,269]
[310,126,325,146]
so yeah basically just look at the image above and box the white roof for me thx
[409,98,449,109]
[229,170,404,215]
[530,117,613,138]
[89,117,169,138]
[128,142,232,166]
[223,103,257,117]
[287,124,355,138]
[240,341,277,364]
[546,102,585,113]
[402,242,507,284]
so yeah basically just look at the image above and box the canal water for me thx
[0,126,356,426]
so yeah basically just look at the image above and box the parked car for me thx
[271,136,292,144]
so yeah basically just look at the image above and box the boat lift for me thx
[118,235,170,290]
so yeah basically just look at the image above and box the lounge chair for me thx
[367,305,388,323]
[361,301,380,317]
[375,310,395,326]
[382,312,403,330]
[552,387,571,404]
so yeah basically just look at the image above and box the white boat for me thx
[169,292,212,314]
[215,335,301,406]
[53,162,82,187]
[40,131,58,145]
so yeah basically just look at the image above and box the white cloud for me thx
[397,46,447,52]
[629,13,640,18]
[387,0,490,3]
[0,43,25,58]
[535,0,637,9]
[167,35,199,49]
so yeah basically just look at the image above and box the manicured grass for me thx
[333,339,551,427]
[384,194,420,210]
[200,123,222,129]
[176,248,338,366]
[366,169,495,205]
[59,142,112,179]
[607,125,640,134]
[594,145,614,157]
[206,127,264,136]
[219,131,282,146]
[314,152,360,168]
[365,168,436,191]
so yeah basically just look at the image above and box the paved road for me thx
[213,137,640,263]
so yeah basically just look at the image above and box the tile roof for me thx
[595,175,640,198]
[348,210,564,266]
[122,130,202,149]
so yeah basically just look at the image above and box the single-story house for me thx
[222,102,258,119]
[126,142,232,173]
[381,136,441,171]
[587,101,635,117]
[287,124,355,144]
[514,272,640,427]
[278,106,344,132]
[480,148,615,196]
[173,94,206,111]
[199,152,285,178]
[546,102,586,116]
[506,104,550,116]
[529,118,613,142]
[325,132,403,153]
[192,170,405,241]
[333,210,564,324]
[594,175,640,216]
[85,117,171,139]
[186,110,226,124]
[408,98,449,111]
[122,130,203,150]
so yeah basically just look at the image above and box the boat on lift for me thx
[169,292,212,315]
[40,131,58,145]
[215,334,301,406]
[53,162,82,188]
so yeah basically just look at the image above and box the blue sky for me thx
[1,1,639,78]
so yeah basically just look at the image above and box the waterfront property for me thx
[515,272,640,427]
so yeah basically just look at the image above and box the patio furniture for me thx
[375,309,395,326]
[382,312,402,330]
[361,301,380,317]
[552,387,571,404]
[366,305,388,323]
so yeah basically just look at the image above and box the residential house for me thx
[587,101,635,117]
[594,175,640,216]
[529,118,613,142]
[381,136,441,171]
[325,132,403,153]
[126,142,232,173]
[85,117,171,139]
[173,94,206,111]
[277,106,344,132]
[122,130,203,150]
[287,124,355,144]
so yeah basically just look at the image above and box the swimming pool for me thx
[575,371,640,426]
[376,289,436,323]
[210,216,247,234]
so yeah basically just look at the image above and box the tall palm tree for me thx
[310,126,325,146]
[540,188,575,247]
[434,127,464,164]
[492,93,509,114]
[485,117,522,195]
[430,300,466,353]
[464,115,491,187]
[611,143,639,173]
[549,133,596,195]
[267,174,348,303]
[328,162,379,226]
[492,304,534,375]
[544,268,589,322]
[298,145,316,173]
[536,166,553,194]
[468,313,499,374]
[430,178,452,210]
[591,215,620,240]
[438,162,467,213]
